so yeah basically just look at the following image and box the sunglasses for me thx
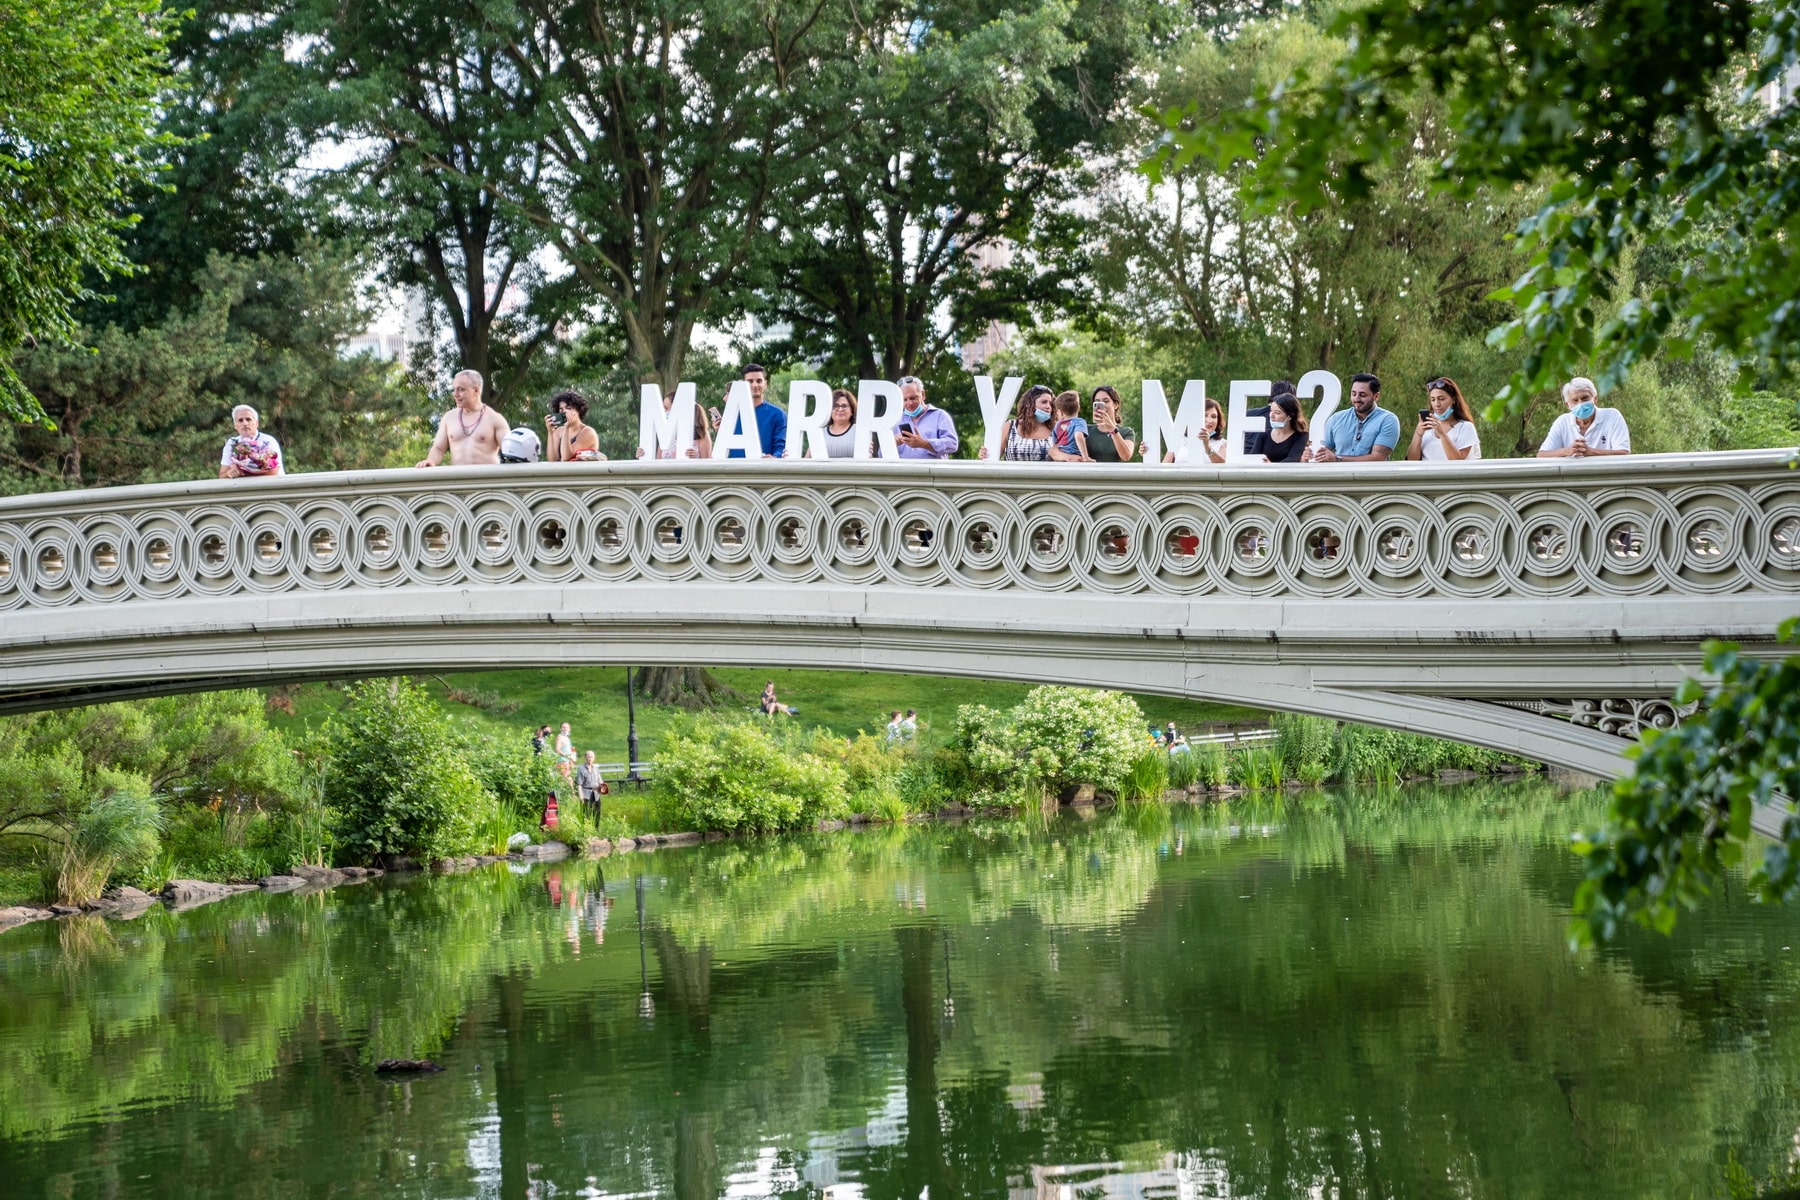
[1427,379,1452,391]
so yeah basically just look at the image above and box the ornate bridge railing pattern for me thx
[1,452,1796,610]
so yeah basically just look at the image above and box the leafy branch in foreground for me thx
[1571,617,1800,945]
[1146,0,1800,417]
[0,0,173,423]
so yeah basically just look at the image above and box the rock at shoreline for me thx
[817,819,848,832]
[584,838,611,856]
[374,1059,443,1075]
[259,875,308,892]
[0,906,52,931]
[518,841,570,862]
[612,837,637,853]
[162,879,259,911]
[48,904,82,916]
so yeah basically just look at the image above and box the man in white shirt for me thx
[219,405,284,477]
[1538,376,1631,457]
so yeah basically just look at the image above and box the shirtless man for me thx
[417,370,508,467]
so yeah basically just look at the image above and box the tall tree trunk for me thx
[634,667,739,710]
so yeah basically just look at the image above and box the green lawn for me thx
[267,666,1265,762]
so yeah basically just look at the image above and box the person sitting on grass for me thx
[761,681,796,717]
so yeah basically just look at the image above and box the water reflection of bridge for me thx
[1,451,1795,788]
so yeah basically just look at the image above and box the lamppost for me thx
[625,666,641,784]
[635,873,654,1022]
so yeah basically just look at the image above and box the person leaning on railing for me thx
[889,375,959,459]
[1246,392,1309,463]
[980,385,1057,461]
[1406,377,1482,461]
[1305,373,1399,463]
[219,404,284,478]
[1538,376,1631,458]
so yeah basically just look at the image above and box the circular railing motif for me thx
[0,464,1794,613]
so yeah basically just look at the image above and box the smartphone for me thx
[897,422,913,435]
[708,406,723,426]
[1417,409,1433,421]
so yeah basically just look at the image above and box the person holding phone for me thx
[544,390,603,461]
[1406,377,1482,461]
[889,375,958,458]
[1086,386,1137,462]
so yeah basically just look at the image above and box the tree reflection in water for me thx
[4,780,1800,1198]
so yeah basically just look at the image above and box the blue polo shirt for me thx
[1320,405,1400,459]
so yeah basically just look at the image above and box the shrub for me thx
[944,687,1147,802]
[468,737,558,825]
[652,714,849,834]
[325,679,500,862]
[1191,742,1229,789]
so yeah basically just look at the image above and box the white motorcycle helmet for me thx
[500,426,542,463]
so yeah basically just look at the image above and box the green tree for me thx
[1109,18,1532,390]
[0,0,173,422]
[1157,0,1800,414]
[751,0,1156,380]
[2,246,420,490]
[291,0,579,404]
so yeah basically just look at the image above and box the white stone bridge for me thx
[2,451,1796,788]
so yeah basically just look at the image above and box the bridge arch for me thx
[2,451,1795,786]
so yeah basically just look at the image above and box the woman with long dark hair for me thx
[978,384,1058,461]
[1406,376,1482,461]
[1247,392,1309,463]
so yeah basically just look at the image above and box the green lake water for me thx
[5,780,1800,1199]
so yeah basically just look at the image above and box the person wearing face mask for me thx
[1246,392,1310,463]
[1406,377,1482,461]
[1538,376,1631,457]
[890,375,959,459]
[979,384,1057,460]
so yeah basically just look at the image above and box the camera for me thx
[550,411,568,427]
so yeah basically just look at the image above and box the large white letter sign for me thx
[1296,370,1342,431]
[1141,380,1209,464]
[710,380,762,459]
[855,379,904,460]
[637,382,697,460]
[1224,379,1271,463]
[785,380,833,459]
[974,375,1024,460]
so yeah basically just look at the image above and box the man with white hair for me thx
[219,405,284,478]
[1537,376,1632,458]
[417,369,508,467]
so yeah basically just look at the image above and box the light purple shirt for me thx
[892,403,959,459]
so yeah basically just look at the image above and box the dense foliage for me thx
[0,0,171,422]
[1572,620,1800,945]
[1158,0,1800,419]
[323,679,548,863]
[948,686,1148,803]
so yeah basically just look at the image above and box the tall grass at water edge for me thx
[1212,714,1531,792]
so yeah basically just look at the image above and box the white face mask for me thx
[1269,416,1289,429]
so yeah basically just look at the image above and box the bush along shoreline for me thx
[0,681,1538,931]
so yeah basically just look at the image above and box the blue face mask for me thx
[1572,400,1597,420]
[1035,407,1053,422]
[1269,415,1289,428]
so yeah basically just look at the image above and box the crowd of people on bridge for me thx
[216,365,1633,476]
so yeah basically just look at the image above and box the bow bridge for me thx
[2,451,1796,785]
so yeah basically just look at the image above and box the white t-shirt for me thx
[1420,419,1482,461]
[221,431,284,475]
[1541,408,1631,454]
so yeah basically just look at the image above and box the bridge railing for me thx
[0,450,1794,610]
